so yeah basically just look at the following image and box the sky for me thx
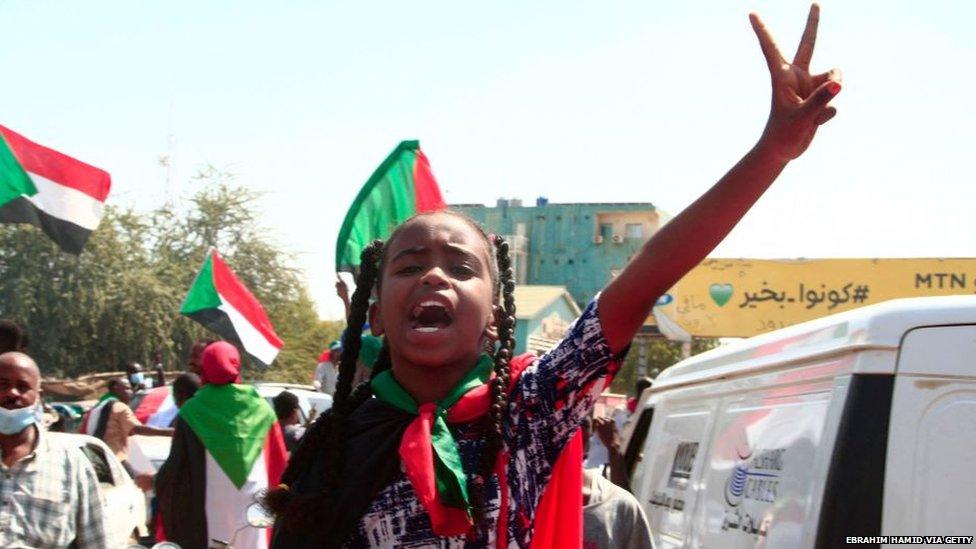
[1,0,974,319]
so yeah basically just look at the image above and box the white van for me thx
[624,296,976,548]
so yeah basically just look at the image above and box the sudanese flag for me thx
[134,386,178,427]
[0,124,111,254]
[335,140,445,273]
[180,249,284,366]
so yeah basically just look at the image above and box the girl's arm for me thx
[600,4,842,353]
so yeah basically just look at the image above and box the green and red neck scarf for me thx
[370,354,584,548]
[370,355,495,537]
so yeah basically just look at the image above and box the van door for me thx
[691,384,836,547]
[632,399,717,548]
[885,325,976,540]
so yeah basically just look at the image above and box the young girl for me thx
[266,5,841,547]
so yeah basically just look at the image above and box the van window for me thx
[624,406,654,483]
[815,375,893,546]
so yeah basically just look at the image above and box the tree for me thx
[0,167,330,383]
[608,337,720,395]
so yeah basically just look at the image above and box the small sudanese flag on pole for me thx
[0,124,111,254]
[181,249,285,366]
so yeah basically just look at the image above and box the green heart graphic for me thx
[709,283,733,307]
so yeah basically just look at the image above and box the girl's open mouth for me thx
[409,300,454,333]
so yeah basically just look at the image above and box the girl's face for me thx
[371,213,498,369]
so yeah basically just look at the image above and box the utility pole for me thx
[160,103,178,204]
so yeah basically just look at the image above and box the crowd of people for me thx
[0,320,297,547]
[0,5,838,547]
[1,311,654,548]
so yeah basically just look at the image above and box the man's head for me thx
[0,320,28,354]
[0,352,40,411]
[107,377,133,404]
[125,362,146,389]
[273,391,300,425]
[188,338,218,375]
[172,373,202,408]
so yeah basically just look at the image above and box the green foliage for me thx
[609,337,720,395]
[0,167,331,382]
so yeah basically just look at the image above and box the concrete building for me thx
[453,198,668,308]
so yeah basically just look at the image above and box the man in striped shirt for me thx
[0,352,107,548]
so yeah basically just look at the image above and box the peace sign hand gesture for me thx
[752,4,841,162]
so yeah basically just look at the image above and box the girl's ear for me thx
[369,301,384,336]
[483,305,501,341]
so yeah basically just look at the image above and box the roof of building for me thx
[512,285,581,319]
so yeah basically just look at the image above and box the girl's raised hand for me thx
[598,5,842,355]
[751,4,841,162]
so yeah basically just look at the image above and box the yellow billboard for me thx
[652,258,976,338]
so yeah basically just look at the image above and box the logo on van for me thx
[668,442,698,491]
[725,463,750,506]
[723,447,785,507]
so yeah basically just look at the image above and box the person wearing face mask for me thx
[0,351,108,548]
[125,361,148,391]
[82,376,173,471]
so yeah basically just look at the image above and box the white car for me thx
[48,431,149,545]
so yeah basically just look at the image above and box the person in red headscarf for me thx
[155,341,287,549]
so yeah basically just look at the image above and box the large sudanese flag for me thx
[335,140,446,273]
[0,124,111,254]
[175,381,287,549]
[180,249,284,366]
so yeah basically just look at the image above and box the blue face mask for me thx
[0,403,41,435]
[129,372,145,386]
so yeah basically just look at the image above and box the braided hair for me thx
[263,211,517,538]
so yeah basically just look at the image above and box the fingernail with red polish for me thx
[827,81,842,95]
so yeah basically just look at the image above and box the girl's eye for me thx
[451,265,475,277]
[395,265,423,276]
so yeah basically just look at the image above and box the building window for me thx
[600,223,613,239]
[625,223,644,239]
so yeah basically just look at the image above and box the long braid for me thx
[471,235,517,526]
[334,240,383,406]
[262,240,384,530]
[319,240,383,505]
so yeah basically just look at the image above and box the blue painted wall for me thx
[453,200,660,308]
